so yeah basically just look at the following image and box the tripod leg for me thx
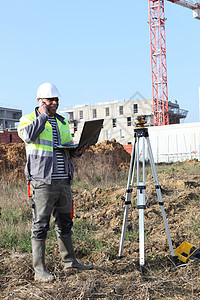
[146,137,175,258]
[118,139,137,258]
[118,204,130,258]
[137,137,146,272]
[138,184,145,272]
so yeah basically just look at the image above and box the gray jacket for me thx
[18,108,75,184]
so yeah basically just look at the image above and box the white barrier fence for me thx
[142,122,200,163]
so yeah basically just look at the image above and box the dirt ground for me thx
[0,141,200,299]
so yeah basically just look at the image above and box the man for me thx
[18,82,93,282]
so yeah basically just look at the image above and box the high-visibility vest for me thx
[18,110,72,156]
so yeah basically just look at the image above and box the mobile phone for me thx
[39,99,43,106]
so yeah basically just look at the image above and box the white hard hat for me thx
[36,82,61,99]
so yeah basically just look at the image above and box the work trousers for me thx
[30,179,73,240]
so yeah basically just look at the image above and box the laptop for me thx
[57,119,104,151]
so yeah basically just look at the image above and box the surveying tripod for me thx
[118,116,176,273]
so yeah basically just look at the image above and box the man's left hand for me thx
[74,144,89,156]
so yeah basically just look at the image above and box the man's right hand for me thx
[39,101,49,115]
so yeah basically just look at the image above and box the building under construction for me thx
[0,107,22,143]
[0,107,22,130]
[60,98,188,146]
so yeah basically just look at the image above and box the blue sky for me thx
[0,0,199,123]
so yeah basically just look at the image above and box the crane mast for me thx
[149,0,200,126]
[149,0,169,126]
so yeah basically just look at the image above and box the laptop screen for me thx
[57,119,104,150]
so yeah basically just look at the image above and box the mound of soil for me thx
[0,139,130,182]
[86,138,130,168]
[0,143,26,180]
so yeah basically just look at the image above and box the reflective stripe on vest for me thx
[26,148,53,157]
[34,138,53,147]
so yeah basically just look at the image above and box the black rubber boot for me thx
[57,236,94,270]
[32,239,55,282]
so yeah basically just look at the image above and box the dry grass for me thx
[0,152,200,299]
[1,251,200,299]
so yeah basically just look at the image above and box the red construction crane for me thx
[148,0,200,126]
